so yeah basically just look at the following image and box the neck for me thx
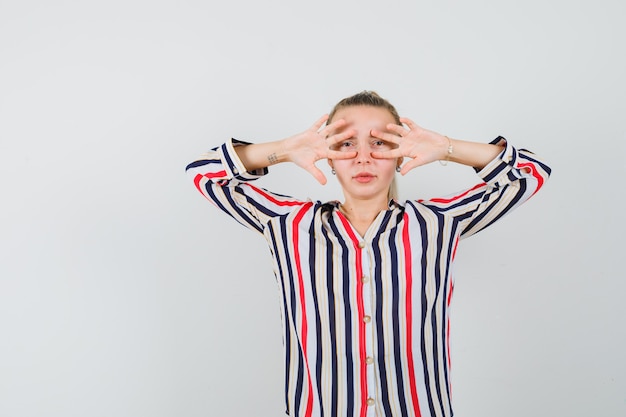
[339,195,389,222]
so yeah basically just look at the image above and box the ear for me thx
[328,159,333,169]
[397,157,404,168]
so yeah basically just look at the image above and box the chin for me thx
[345,188,390,201]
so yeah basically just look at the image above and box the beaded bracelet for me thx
[439,136,453,166]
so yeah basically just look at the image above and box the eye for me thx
[371,140,391,149]
[338,140,355,149]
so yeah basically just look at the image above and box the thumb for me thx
[399,158,423,175]
[306,165,327,185]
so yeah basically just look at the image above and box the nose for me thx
[354,143,373,164]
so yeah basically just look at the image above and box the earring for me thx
[331,169,336,175]
[396,166,401,172]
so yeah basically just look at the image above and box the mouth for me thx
[353,172,376,183]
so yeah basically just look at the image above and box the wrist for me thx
[275,137,294,162]
[439,136,454,166]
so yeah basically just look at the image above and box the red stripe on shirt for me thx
[447,316,452,397]
[402,214,422,417]
[446,281,454,375]
[429,183,485,204]
[447,239,457,391]
[193,174,217,207]
[517,162,544,196]
[193,174,204,194]
[336,212,369,417]
[293,202,314,417]
[206,169,227,178]
[194,172,227,203]
[248,184,307,206]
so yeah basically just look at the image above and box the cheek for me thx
[332,159,350,171]
[380,162,398,177]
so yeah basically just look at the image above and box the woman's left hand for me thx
[370,117,450,175]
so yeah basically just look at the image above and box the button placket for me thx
[360,242,377,411]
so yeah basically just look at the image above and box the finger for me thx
[371,149,403,159]
[384,123,409,137]
[327,150,357,159]
[399,158,423,175]
[312,114,330,131]
[320,118,346,137]
[307,165,327,185]
[370,128,402,144]
[399,117,419,130]
[325,128,356,146]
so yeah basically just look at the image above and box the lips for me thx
[353,172,376,183]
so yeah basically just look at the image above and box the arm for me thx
[232,115,356,184]
[185,116,357,234]
[368,118,550,236]
[186,139,291,234]
[446,138,502,170]
[421,137,551,238]
[370,117,505,172]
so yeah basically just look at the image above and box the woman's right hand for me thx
[282,115,356,185]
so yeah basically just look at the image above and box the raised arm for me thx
[423,136,551,238]
[234,115,357,184]
[368,117,551,237]
[186,115,359,234]
[370,117,504,173]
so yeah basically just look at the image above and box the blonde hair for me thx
[328,90,401,125]
[328,91,401,201]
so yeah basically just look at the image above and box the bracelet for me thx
[439,136,453,166]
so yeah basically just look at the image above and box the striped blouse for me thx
[186,137,551,417]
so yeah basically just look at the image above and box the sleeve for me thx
[420,136,552,239]
[185,138,308,235]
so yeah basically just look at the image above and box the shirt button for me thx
[366,356,374,365]
[358,241,366,248]
[367,398,375,406]
[361,276,369,283]
[363,315,371,323]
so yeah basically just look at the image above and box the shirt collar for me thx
[329,199,402,211]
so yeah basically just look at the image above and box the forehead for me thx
[332,105,397,130]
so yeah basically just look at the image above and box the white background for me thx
[1,1,624,416]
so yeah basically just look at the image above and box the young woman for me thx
[186,91,551,417]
